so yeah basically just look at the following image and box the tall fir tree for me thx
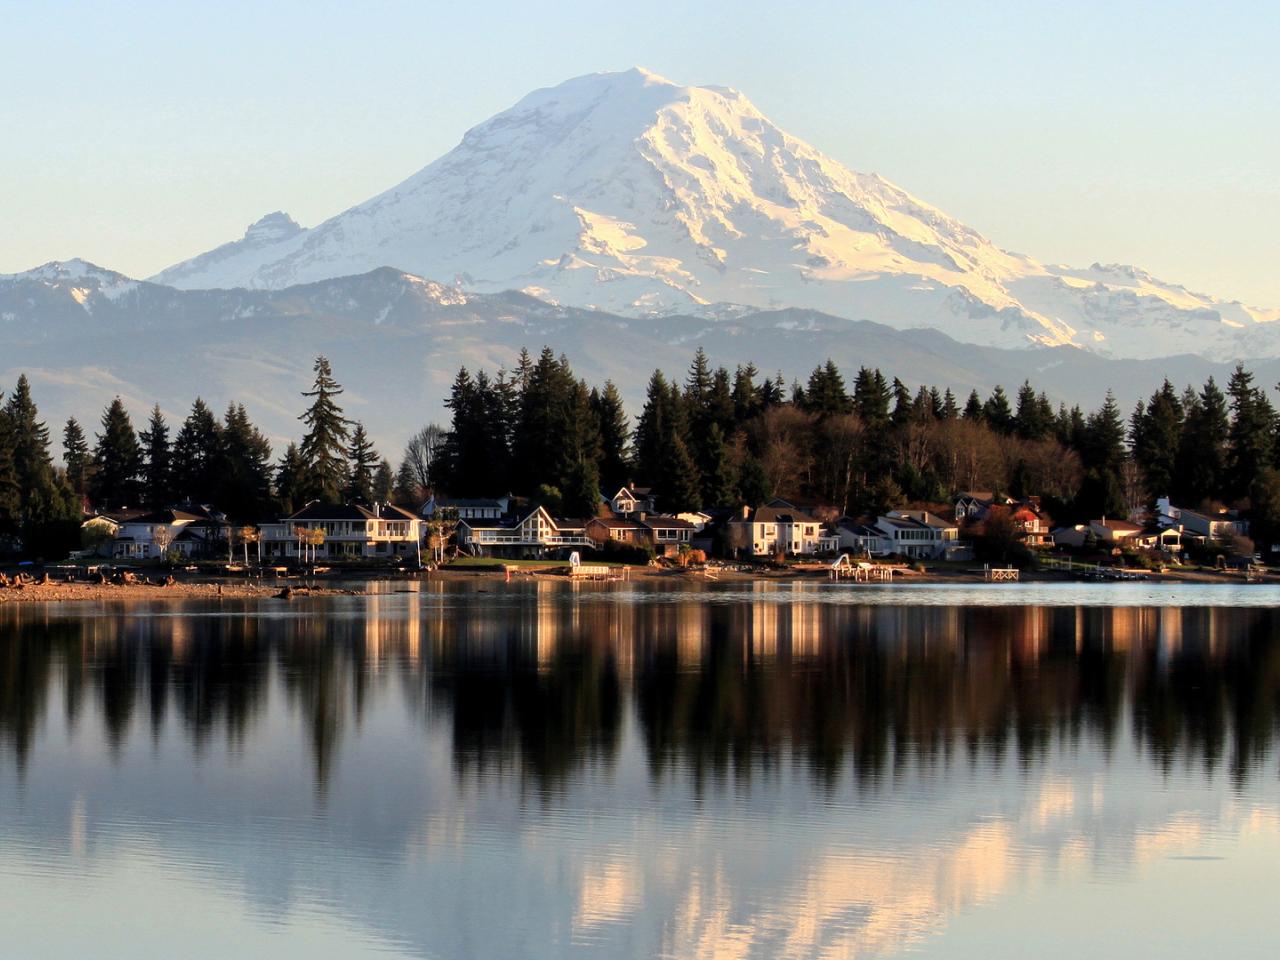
[1173,377,1228,505]
[275,443,307,516]
[62,417,91,499]
[373,458,395,503]
[219,403,273,520]
[1226,364,1275,500]
[591,381,631,492]
[297,356,351,503]
[90,397,143,509]
[171,398,222,504]
[345,422,378,504]
[139,404,173,508]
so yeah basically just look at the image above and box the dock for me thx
[830,555,893,582]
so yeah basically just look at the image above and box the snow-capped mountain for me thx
[151,67,1278,361]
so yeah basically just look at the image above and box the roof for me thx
[430,497,506,509]
[738,504,820,525]
[613,485,652,498]
[891,510,955,530]
[1092,517,1142,532]
[287,502,418,522]
[125,508,210,525]
[956,491,995,503]
[639,515,695,531]
[838,518,886,537]
[588,517,645,529]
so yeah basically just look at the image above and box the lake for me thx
[2,581,1278,958]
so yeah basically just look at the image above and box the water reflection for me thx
[1,585,1278,959]
[3,586,1279,788]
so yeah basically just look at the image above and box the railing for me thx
[465,532,594,547]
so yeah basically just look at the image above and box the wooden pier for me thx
[984,565,1020,582]
[830,555,893,582]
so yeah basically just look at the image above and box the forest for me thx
[4,346,1280,558]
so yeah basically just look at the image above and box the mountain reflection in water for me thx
[1,582,1278,960]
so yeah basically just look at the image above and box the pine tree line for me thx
[428,350,1280,536]
[9,348,1280,558]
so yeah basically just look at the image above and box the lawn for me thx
[444,557,568,569]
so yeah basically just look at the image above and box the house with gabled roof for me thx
[112,505,228,560]
[457,505,593,558]
[260,502,422,560]
[728,500,824,557]
[608,485,656,516]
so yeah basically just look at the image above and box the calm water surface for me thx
[2,581,1278,958]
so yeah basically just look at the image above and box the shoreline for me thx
[0,562,1270,605]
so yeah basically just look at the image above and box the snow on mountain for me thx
[147,68,1280,361]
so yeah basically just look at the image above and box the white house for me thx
[835,519,893,557]
[260,502,422,560]
[728,501,824,557]
[112,506,227,560]
[875,511,961,559]
[1155,497,1248,541]
[457,505,593,557]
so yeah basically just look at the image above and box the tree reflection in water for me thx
[1,592,1278,790]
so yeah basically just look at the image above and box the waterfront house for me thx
[111,505,228,560]
[608,485,656,516]
[834,518,893,557]
[457,505,593,557]
[260,502,422,561]
[874,510,961,560]
[637,515,696,557]
[728,501,824,557]
[585,516,646,546]
[1155,497,1248,541]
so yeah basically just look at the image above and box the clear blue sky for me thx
[2,0,1277,305]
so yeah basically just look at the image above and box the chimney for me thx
[375,502,381,518]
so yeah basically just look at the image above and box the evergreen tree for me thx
[1130,380,1183,501]
[3,375,65,530]
[90,397,142,509]
[634,370,701,509]
[219,403,273,520]
[1014,380,1053,440]
[1227,364,1274,499]
[297,356,351,503]
[803,360,851,417]
[889,378,913,427]
[513,348,576,495]
[139,404,173,508]
[963,389,984,421]
[699,423,738,506]
[982,386,1015,434]
[852,367,890,426]
[732,363,761,424]
[345,422,378,504]
[393,458,419,504]
[0,403,17,525]
[62,417,90,499]
[275,443,307,515]
[1174,377,1229,504]
[373,458,395,503]
[171,398,222,503]
[591,381,631,492]
[942,389,959,420]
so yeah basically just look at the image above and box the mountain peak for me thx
[147,69,1279,360]
[244,211,303,243]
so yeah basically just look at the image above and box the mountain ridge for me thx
[145,67,1277,361]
